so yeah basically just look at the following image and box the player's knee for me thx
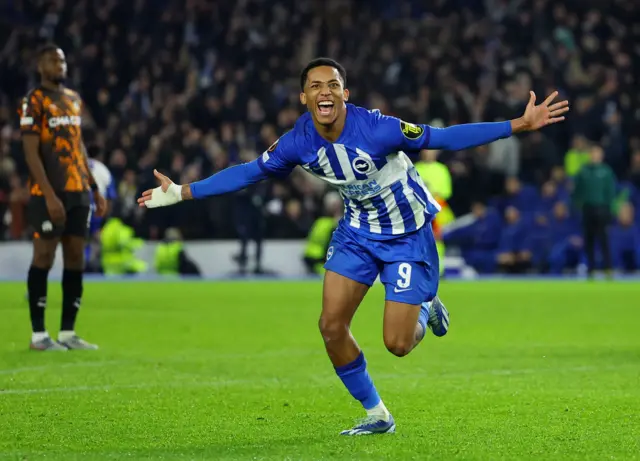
[62,240,85,269]
[63,252,84,270]
[32,244,56,269]
[318,316,348,343]
[383,336,413,357]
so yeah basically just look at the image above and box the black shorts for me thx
[27,192,91,239]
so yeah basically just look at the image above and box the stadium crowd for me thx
[1,0,639,273]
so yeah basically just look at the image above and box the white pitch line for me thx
[0,378,287,395]
[0,360,129,376]
[0,364,630,396]
[0,350,322,377]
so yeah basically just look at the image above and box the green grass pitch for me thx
[1,280,639,460]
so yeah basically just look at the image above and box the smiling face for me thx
[300,65,349,128]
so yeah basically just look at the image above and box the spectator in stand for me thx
[547,202,583,274]
[609,203,640,273]
[443,201,502,274]
[493,177,540,219]
[496,206,532,274]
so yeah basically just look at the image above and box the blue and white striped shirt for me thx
[257,104,441,240]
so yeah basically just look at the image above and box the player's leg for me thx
[380,224,448,357]
[58,205,98,350]
[380,261,447,356]
[26,196,66,351]
[582,208,597,276]
[320,270,367,366]
[28,236,67,350]
[382,298,423,357]
[322,230,395,435]
[596,208,612,274]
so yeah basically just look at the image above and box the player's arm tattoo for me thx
[23,135,56,199]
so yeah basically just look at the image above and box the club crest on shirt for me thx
[400,121,424,140]
[351,156,374,175]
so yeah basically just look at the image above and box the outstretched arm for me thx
[428,91,569,150]
[138,159,269,208]
[427,121,512,151]
[140,132,298,209]
[427,91,569,150]
[378,91,569,154]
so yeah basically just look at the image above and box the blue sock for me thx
[335,352,381,410]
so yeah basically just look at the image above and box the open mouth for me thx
[317,101,334,116]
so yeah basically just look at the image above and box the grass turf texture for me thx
[0,280,639,460]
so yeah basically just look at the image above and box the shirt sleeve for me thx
[18,93,43,135]
[189,159,270,199]
[371,112,431,153]
[256,131,301,178]
[372,111,512,152]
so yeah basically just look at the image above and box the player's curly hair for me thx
[300,58,347,91]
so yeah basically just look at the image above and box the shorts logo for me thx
[326,246,334,260]
[400,121,424,140]
[351,156,374,175]
[42,220,53,232]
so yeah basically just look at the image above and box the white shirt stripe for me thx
[333,144,356,181]
[342,195,362,229]
[316,147,335,179]
[380,188,405,234]
[350,205,362,229]
[400,175,427,229]
[407,164,441,212]
[362,199,382,234]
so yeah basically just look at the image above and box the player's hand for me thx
[45,194,66,225]
[137,169,183,209]
[93,191,107,217]
[518,91,569,132]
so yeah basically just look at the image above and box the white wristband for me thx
[145,183,183,208]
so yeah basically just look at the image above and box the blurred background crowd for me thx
[1,0,639,274]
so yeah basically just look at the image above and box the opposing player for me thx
[19,44,106,351]
[138,58,569,434]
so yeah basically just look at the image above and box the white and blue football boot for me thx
[340,414,396,436]
[419,295,449,339]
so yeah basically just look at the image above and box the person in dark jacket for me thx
[572,145,616,276]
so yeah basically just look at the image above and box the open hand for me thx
[138,169,182,208]
[520,91,570,131]
[45,194,66,225]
